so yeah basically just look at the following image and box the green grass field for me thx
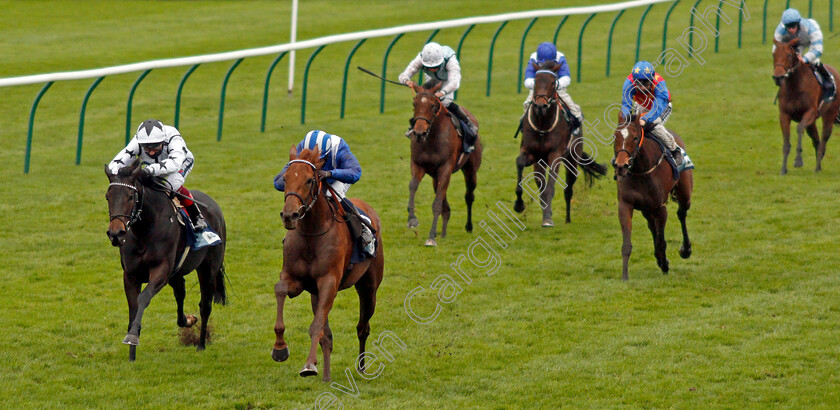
[2,0,840,407]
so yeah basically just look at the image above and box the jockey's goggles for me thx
[141,142,164,152]
[784,22,799,30]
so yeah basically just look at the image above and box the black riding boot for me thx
[448,102,478,151]
[816,62,836,103]
[186,203,208,231]
[340,198,374,245]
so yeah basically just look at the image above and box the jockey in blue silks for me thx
[523,42,584,135]
[620,61,682,166]
[773,8,835,103]
[274,130,374,254]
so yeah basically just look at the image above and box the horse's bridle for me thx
[283,159,321,220]
[411,92,442,138]
[108,181,144,229]
[773,48,800,85]
[614,120,665,176]
[528,70,562,135]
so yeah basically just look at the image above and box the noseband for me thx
[283,159,321,220]
[108,182,144,229]
[532,70,559,106]
[614,121,665,175]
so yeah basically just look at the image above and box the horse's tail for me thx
[213,263,228,305]
[579,151,608,187]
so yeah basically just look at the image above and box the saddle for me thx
[645,131,695,181]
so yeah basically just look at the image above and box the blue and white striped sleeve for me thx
[804,19,823,62]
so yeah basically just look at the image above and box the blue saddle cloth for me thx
[647,134,695,181]
[179,208,222,250]
[350,208,376,264]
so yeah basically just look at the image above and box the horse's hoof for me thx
[424,239,437,247]
[271,347,290,362]
[542,219,554,228]
[815,167,822,173]
[122,334,139,346]
[407,219,419,229]
[196,344,206,352]
[465,223,473,233]
[300,363,319,377]
[679,246,692,259]
[513,200,525,213]
[660,259,670,274]
[794,158,803,168]
[780,168,787,175]
[183,315,198,328]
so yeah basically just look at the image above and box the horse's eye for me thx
[307,178,315,185]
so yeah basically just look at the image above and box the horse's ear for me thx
[130,163,143,179]
[431,82,443,93]
[316,156,325,170]
[531,61,540,71]
[410,83,421,94]
[789,37,800,47]
[104,164,113,179]
[289,145,298,160]
[545,60,558,71]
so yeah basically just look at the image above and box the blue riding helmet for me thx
[781,8,801,27]
[631,61,656,81]
[303,130,334,158]
[536,42,557,63]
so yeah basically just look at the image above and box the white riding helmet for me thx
[421,42,444,67]
[135,119,166,145]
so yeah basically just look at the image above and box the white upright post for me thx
[288,0,298,96]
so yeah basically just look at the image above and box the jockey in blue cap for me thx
[274,130,374,254]
[523,42,584,135]
[620,61,682,166]
[774,8,835,103]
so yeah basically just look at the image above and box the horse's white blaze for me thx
[620,128,629,138]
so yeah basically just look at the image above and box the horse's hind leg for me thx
[675,176,693,259]
[426,170,453,246]
[806,122,822,171]
[562,154,579,224]
[514,152,530,213]
[310,294,333,382]
[123,273,141,361]
[817,116,834,171]
[650,206,669,274]
[463,158,478,233]
[618,202,633,281]
[440,195,451,238]
[780,113,792,174]
[354,273,379,375]
[171,275,196,328]
[795,109,819,168]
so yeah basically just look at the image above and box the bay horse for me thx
[514,60,607,226]
[407,82,482,246]
[272,147,384,382]
[772,38,840,174]
[105,162,227,361]
[612,113,693,281]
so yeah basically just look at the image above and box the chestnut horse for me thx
[613,114,692,281]
[272,148,384,382]
[105,162,227,361]
[514,60,607,226]
[772,38,840,174]
[407,82,482,246]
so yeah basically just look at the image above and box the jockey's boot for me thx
[815,62,836,103]
[671,149,684,167]
[571,113,584,136]
[340,198,375,250]
[186,202,208,231]
[449,102,478,152]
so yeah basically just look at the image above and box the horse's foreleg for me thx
[618,201,633,281]
[440,195,451,238]
[676,183,692,259]
[780,113,792,174]
[302,275,338,379]
[426,170,453,246]
[272,272,302,363]
[123,272,141,361]
[124,264,170,347]
[514,153,528,213]
[407,163,424,229]
[196,269,215,352]
[805,122,821,171]
[309,294,333,382]
[534,160,554,227]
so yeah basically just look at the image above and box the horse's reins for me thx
[411,92,443,132]
[528,70,562,135]
[615,121,665,176]
[108,182,144,229]
[774,49,801,84]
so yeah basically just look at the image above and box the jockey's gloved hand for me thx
[317,170,332,180]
